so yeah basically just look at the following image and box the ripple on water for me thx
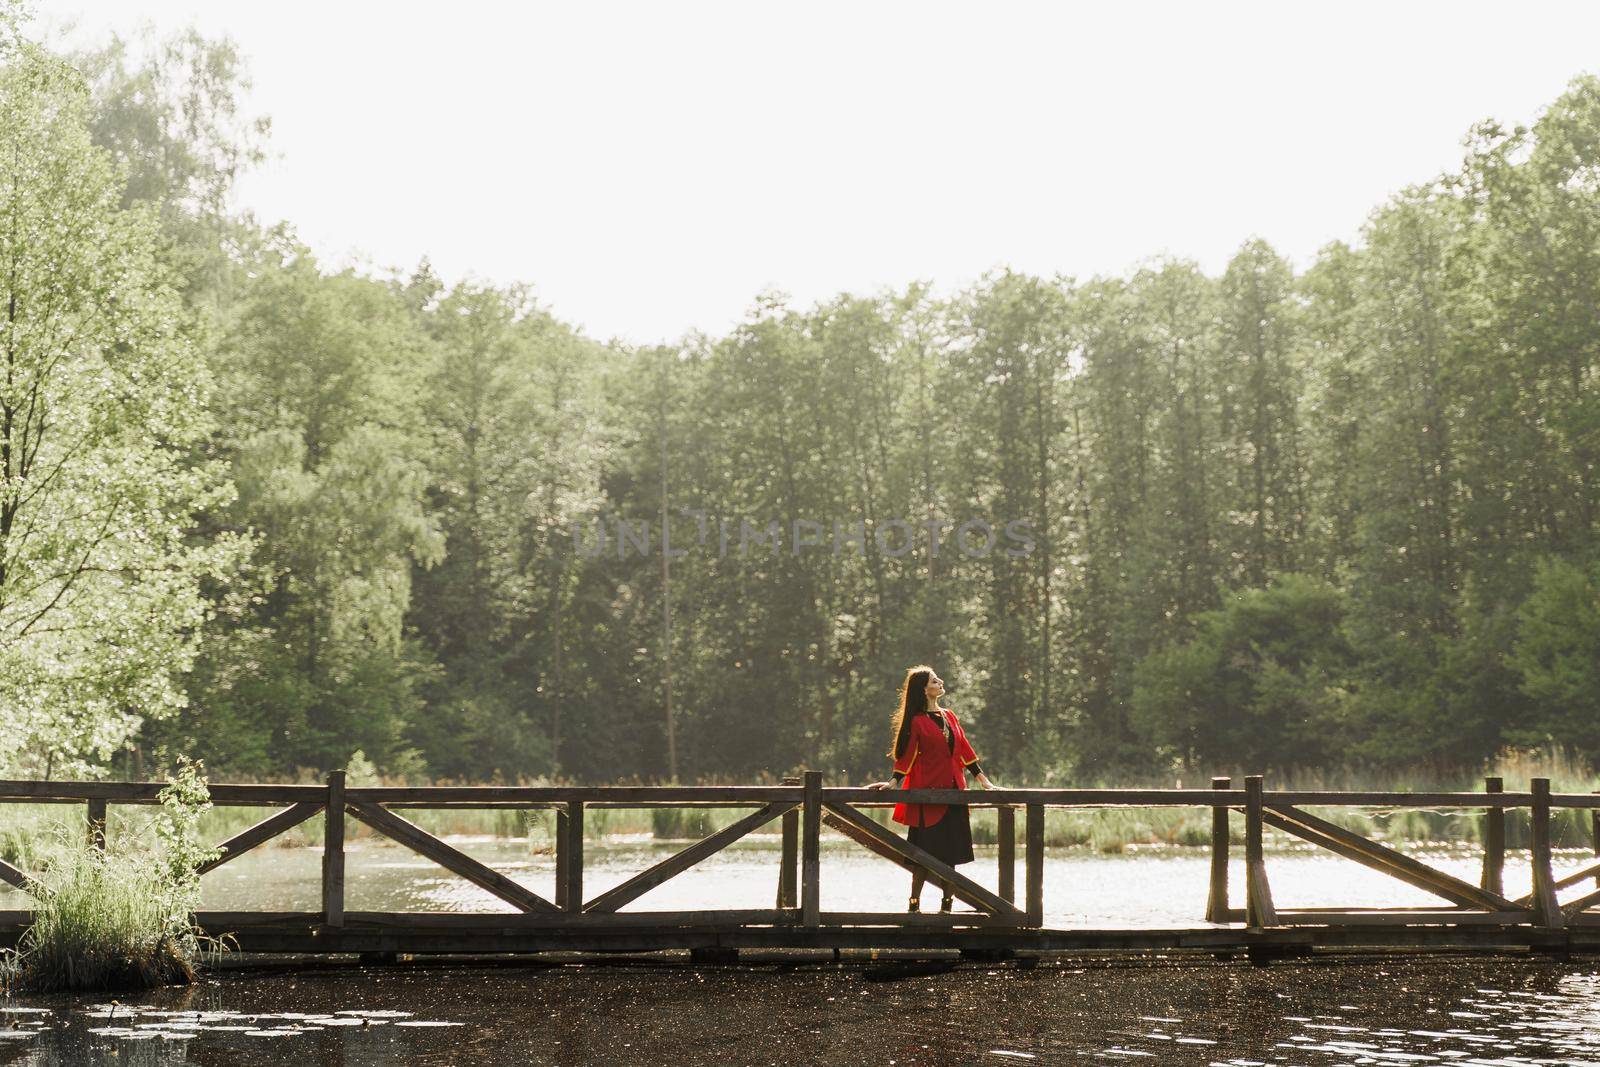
[8,957,1600,1064]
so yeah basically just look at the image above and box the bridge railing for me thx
[2,773,1598,950]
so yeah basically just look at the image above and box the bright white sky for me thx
[41,1,1600,346]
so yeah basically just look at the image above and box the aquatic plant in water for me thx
[3,759,224,994]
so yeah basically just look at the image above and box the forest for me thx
[3,13,1598,788]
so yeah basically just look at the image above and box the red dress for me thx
[891,707,981,828]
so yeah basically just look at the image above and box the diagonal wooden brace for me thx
[200,803,324,875]
[1265,804,1523,912]
[821,801,1023,920]
[346,801,558,914]
[585,801,795,913]
[0,856,37,898]
[1561,883,1600,918]
[1511,858,1600,907]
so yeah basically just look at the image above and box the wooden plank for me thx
[563,800,584,912]
[801,771,821,927]
[200,802,323,875]
[346,800,558,914]
[0,856,36,896]
[1482,776,1504,897]
[196,909,786,928]
[1025,802,1044,927]
[322,771,345,928]
[819,911,1008,928]
[822,800,1023,920]
[173,922,1577,957]
[817,808,1018,924]
[349,785,1248,807]
[1561,884,1600,918]
[1550,793,1600,809]
[0,780,166,802]
[1545,859,1600,896]
[1531,777,1564,929]
[86,797,106,851]
[190,908,1016,931]
[1205,777,1231,923]
[0,782,326,806]
[345,785,803,805]
[829,787,1248,807]
[1272,790,1534,808]
[67,910,1592,956]
[4,778,1574,810]
[182,908,1564,940]
[584,801,792,913]
[1275,905,1487,913]
[1264,805,1521,912]
[1244,776,1277,928]
[777,776,799,909]
[997,805,1015,904]
[1273,910,1532,927]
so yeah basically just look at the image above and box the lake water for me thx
[6,836,1600,1064]
[7,955,1600,1064]
[185,834,1572,926]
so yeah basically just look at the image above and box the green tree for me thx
[1132,575,1355,771]
[1510,556,1600,754]
[0,37,240,774]
[176,247,443,773]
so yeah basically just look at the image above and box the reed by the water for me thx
[1,762,222,994]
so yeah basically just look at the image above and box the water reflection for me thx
[186,838,1571,927]
[0,836,1591,927]
[7,957,1600,1065]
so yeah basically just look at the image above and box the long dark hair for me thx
[887,665,934,760]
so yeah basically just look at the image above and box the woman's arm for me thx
[951,711,998,788]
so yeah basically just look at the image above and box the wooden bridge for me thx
[4,772,1600,960]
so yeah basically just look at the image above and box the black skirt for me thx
[906,804,974,867]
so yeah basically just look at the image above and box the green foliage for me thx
[0,36,244,776]
[1131,575,1355,770]
[1510,556,1600,751]
[8,16,1600,789]
[5,761,220,993]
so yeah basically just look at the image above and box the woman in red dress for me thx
[868,664,998,912]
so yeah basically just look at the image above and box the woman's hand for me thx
[865,780,895,790]
[976,773,999,790]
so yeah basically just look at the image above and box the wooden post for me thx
[1531,777,1563,928]
[1205,776,1230,923]
[997,805,1016,905]
[1024,802,1044,927]
[801,771,821,926]
[563,800,584,912]
[1243,775,1276,928]
[1481,776,1504,897]
[1591,788,1599,892]
[777,776,799,909]
[322,770,346,928]
[86,797,107,852]
[554,807,569,909]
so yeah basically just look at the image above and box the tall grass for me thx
[4,846,202,993]
[2,761,223,994]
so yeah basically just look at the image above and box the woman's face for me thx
[924,671,945,704]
